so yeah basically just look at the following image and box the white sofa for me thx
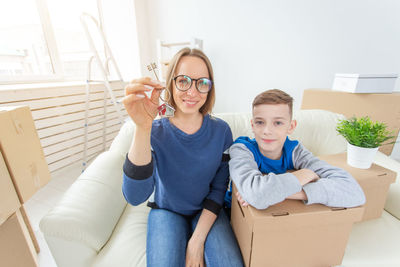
[40,110,400,267]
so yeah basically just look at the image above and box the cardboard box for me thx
[319,153,396,221]
[231,185,364,267]
[0,106,51,203]
[0,150,21,225]
[301,89,400,156]
[332,73,397,93]
[20,205,41,253]
[0,209,38,267]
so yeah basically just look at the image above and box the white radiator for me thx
[0,81,128,173]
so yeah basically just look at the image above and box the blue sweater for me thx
[228,136,366,209]
[225,136,298,208]
[235,136,298,174]
[122,115,233,216]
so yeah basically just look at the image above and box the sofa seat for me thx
[342,211,400,267]
[93,203,149,267]
[39,110,400,267]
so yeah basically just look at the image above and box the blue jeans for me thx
[147,208,244,267]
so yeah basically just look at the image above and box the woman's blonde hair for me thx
[164,47,215,115]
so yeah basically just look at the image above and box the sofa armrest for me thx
[40,150,127,261]
[385,183,400,220]
[374,151,400,219]
[109,119,135,157]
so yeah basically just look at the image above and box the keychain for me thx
[147,63,175,118]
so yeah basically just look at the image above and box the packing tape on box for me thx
[11,113,24,135]
[30,163,40,189]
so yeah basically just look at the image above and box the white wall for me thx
[102,0,141,80]
[133,0,400,113]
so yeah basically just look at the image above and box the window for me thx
[0,0,108,84]
[46,0,104,80]
[0,0,54,80]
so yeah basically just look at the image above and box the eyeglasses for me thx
[173,75,212,94]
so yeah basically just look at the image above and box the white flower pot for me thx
[347,142,379,169]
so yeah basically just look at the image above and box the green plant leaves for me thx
[336,116,395,148]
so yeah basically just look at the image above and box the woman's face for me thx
[172,56,209,115]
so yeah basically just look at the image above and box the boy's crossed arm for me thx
[286,168,320,200]
[229,144,320,209]
[235,168,319,206]
[232,142,365,209]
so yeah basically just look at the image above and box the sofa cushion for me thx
[40,151,127,252]
[109,119,135,157]
[214,113,253,140]
[374,151,400,220]
[384,184,400,220]
[93,203,150,267]
[110,110,347,158]
[291,109,347,156]
[342,211,400,266]
[216,109,347,156]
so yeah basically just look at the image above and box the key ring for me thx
[146,63,171,103]
[147,63,175,117]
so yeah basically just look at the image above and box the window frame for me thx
[0,0,87,85]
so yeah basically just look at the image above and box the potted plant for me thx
[336,116,395,169]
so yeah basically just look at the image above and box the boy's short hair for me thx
[252,89,294,117]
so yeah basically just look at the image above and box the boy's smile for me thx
[261,138,276,143]
[251,104,297,160]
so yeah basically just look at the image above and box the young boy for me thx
[226,89,366,210]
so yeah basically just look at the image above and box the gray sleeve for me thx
[229,143,302,210]
[293,143,366,208]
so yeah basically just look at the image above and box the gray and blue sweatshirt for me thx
[122,115,233,216]
[228,136,366,210]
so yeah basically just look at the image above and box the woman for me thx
[122,48,243,267]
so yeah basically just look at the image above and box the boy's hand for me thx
[292,169,319,186]
[236,191,249,207]
[287,189,308,200]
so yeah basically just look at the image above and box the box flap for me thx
[0,151,21,225]
[319,153,397,185]
[0,105,26,113]
[250,199,329,216]
[248,200,363,226]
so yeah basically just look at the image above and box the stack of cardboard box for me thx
[0,106,52,267]
[301,89,400,156]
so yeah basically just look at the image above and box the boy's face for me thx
[251,104,297,160]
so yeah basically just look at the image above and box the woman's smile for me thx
[182,98,200,107]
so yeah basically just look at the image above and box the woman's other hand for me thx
[122,77,165,129]
[185,237,205,267]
